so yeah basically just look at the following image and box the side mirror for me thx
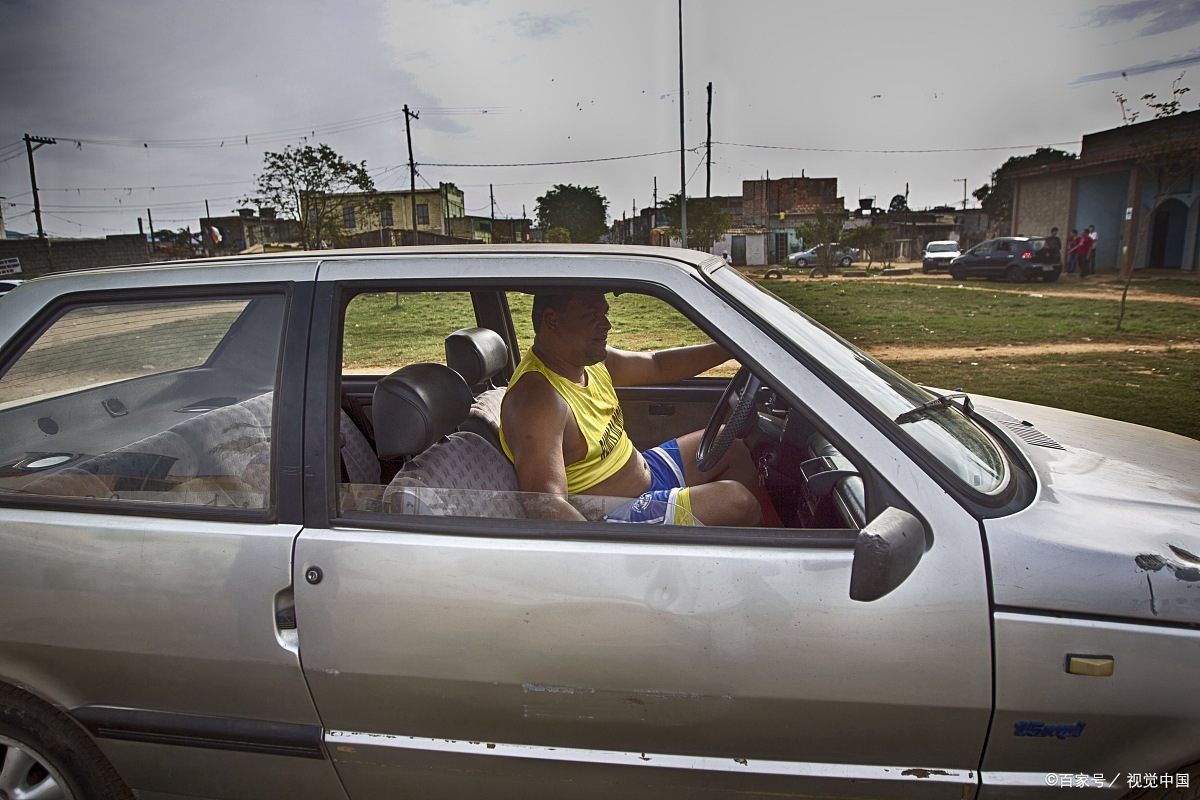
[850,507,926,602]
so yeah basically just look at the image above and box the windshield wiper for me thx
[895,391,973,425]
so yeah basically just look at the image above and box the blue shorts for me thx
[641,439,687,492]
[603,440,699,525]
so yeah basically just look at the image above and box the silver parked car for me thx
[0,245,1197,800]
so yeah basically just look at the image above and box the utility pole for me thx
[23,134,56,240]
[146,208,156,252]
[677,0,687,248]
[404,104,419,243]
[955,178,968,210]
[706,82,712,199]
[490,184,496,241]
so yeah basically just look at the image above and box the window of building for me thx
[381,205,394,227]
[343,207,356,228]
[416,204,429,226]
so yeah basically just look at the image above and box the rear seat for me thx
[26,393,274,508]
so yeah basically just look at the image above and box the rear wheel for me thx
[0,686,133,800]
[1006,265,1027,283]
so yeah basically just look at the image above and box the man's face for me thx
[553,294,612,366]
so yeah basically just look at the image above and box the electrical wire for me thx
[712,140,1079,154]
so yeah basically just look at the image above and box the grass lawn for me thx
[340,276,1200,441]
[887,348,1200,440]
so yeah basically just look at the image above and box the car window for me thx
[0,296,285,512]
[342,291,479,373]
[335,286,815,531]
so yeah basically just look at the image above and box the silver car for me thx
[0,245,1196,800]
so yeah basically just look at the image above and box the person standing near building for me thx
[1086,225,1099,276]
[1045,227,1063,267]
[1071,227,1093,278]
[1065,229,1080,275]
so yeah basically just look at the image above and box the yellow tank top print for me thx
[500,348,635,493]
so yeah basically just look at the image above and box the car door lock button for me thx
[305,567,323,585]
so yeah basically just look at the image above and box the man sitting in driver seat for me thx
[499,292,762,526]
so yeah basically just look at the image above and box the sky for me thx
[2,0,1200,240]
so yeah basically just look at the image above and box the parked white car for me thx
[0,245,1196,799]
[922,240,962,272]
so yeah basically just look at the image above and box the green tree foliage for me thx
[535,184,609,244]
[249,142,375,250]
[841,224,888,268]
[546,226,572,243]
[973,148,1076,232]
[659,194,733,251]
[795,210,848,271]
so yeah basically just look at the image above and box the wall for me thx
[0,234,149,278]
[1013,174,1072,239]
[1074,170,1130,272]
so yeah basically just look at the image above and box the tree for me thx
[795,210,846,271]
[659,194,733,252]
[535,184,608,244]
[248,142,375,250]
[973,148,1077,234]
[841,224,888,268]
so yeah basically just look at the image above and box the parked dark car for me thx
[949,237,1062,283]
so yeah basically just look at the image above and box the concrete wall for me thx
[0,234,150,279]
[1013,174,1072,239]
[1074,170,1130,272]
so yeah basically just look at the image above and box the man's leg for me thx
[674,429,758,489]
[673,430,762,527]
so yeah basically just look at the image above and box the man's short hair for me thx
[531,293,575,334]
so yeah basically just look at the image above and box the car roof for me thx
[6,244,725,299]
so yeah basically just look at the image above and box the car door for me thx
[0,270,346,800]
[291,254,995,800]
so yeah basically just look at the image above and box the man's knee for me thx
[696,480,761,527]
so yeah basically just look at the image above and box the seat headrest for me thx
[373,363,473,460]
[445,327,508,388]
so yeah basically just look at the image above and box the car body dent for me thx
[979,394,1200,626]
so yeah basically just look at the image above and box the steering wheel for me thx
[696,366,762,472]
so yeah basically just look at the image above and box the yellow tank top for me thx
[500,348,635,493]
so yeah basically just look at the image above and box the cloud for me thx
[507,11,582,40]
[1088,0,1200,36]
[1072,47,1200,84]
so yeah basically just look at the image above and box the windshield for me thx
[927,243,958,253]
[712,267,1009,496]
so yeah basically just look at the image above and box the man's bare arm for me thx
[500,375,587,521]
[605,342,734,387]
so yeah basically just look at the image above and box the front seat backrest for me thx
[373,363,473,461]
[445,326,508,390]
[445,327,509,450]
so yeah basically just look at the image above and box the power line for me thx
[421,147,698,168]
[712,139,1079,154]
